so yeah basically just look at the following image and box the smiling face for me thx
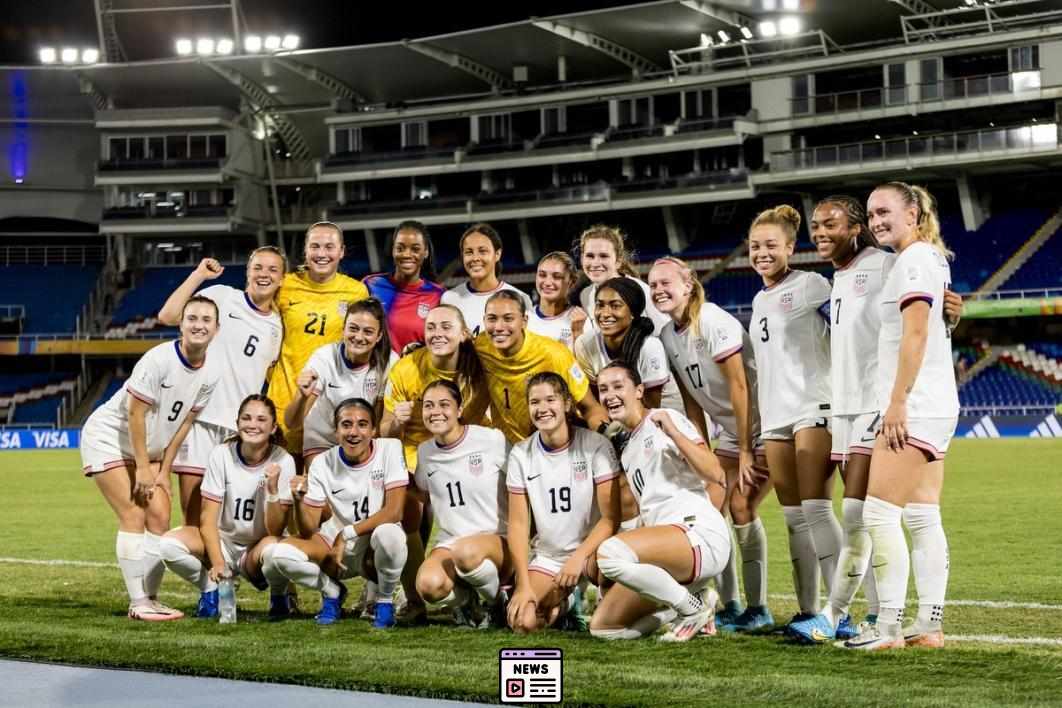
[483,298,527,354]
[597,366,643,428]
[867,187,917,250]
[335,404,375,459]
[527,381,570,436]
[581,237,619,285]
[393,229,428,280]
[246,250,285,302]
[423,307,466,358]
[749,224,794,281]
[304,226,344,279]
[237,399,277,447]
[180,301,219,348]
[594,286,633,338]
[811,203,858,264]
[343,310,383,361]
[535,258,572,305]
[421,385,462,437]
[461,232,501,282]
[648,261,691,318]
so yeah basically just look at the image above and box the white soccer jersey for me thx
[194,285,282,431]
[750,270,832,431]
[506,427,620,558]
[830,248,895,416]
[304,438,409,528]
[619,408,723,531]
[302,344,398,453]
[660,302,761,440]
[86,340,217,460]
[876,242,959,419]
[574,329,683,411]
[414,425,509,546]
[440,281,532,337]
[199,442,296,546]
[527,305,578,351]
[580,276,670,335]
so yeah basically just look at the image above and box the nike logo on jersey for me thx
[847,571,864,578]
[227,313,242,321]
[327,383,341,389]
[331,487,345,495]
[160,383,173,389]
[289,301,302,307]
[426,469,437,477]
[526,474,542,481]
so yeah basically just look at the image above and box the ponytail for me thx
[876,182,953,260]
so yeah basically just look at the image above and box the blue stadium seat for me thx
[1001,233,1062,291]
[945,208,1049,292]
[93,377,127,412]
[959,363,1061,409]
[0,265,100,333]
[111,266,246,326]
[11,395,63,424]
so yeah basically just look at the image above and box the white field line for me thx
[948,634,1062,647]
[0,557,115,569]
[766,593,1062,612]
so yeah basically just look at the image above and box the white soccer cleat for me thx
[660,607,712,642]
[903,619,945,648]
[128,601,185,622]
[841,623,905,651]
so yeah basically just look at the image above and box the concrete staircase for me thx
[976,208,1062,294]
[958,345,1004,387]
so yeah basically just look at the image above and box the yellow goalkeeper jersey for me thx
[384,346,492,470]
[268,270,369,450]
[474,330,589,443]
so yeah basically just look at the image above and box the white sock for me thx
[142,531,166,598]
[734,518,767,609]
[364,580,379,604]
[435,583,472,610]
[456,558,501,603]
[903,503,948,630]
[115,531,147,604]
[159,535,216,593]
[801,498,843,597]
[370,524,408,598]
[825,498,874,626]
[265,543,340,599]
[596,537,700,615]
[863,496,908,628]
[258,544,290,595]
[782,506,820,614]
[714,526,740,606]
[590,608,677,640]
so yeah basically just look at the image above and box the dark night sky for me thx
[0,0,650,63]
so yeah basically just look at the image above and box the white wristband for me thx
[342,525,359,542]
[265,492,279,504]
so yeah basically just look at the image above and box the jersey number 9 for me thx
[167,401,184,422]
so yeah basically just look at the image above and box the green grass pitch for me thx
[0,439,1060,706]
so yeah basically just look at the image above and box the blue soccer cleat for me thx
[372,601,396,629]
[315,581,348,625]
[268,593,292,621]
[196,589,219,619]
[789,613,836,644]
[722,605,775,633]
[835,614,857,640]
[715,600,744,628]
[779,612,817,636]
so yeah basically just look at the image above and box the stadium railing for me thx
[0,245,106,267]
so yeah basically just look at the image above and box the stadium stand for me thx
[959,344,1061,412]
[0,373,78,425]
[0,265,99,334]
[1000,231,1062,290]
[944,209,1050,292]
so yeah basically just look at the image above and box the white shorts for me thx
[528,551,592,582]
[669,520,730,588]
[899,417,958,461]
[173,421,233,476]
[713,429,765,459]
[831,412,879,462]
[316,517,372,580]
[80,417,145,476]
[761,416,831,442]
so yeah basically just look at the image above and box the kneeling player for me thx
[506,373,621,634]
[260,398,408,628]
[413,380,512,626]
[589,362,731,642]
[160,395,296,618]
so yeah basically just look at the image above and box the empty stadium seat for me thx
[944,208,1050,292]
[1001,232,1062,291]
[0,265,100,334]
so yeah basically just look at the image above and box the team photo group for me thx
[80,178,962,650]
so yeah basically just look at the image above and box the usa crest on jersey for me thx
[417,303,430,319]
[573,459,588,482]
[468,453,484,477]
[780,291,795,312]
[854,272,869,296]
[371,469,385,489]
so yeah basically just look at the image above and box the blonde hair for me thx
[578,224,639,278]
[875,182,954,260]
[652,256,706,338]
[749,204,802,243]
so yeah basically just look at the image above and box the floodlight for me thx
[758,21,777,38]
[39,47,57,64]
[782,0,800,9]
[82,48,99,64]
[264,35,282,51]
[216,38,234,55]
[717,30,730,43]
[740,26,754,40]
[779,16,801,35]
[61,47,78,64]
[244,34,263,53]
[196,38,215,56]
[699,33,712,47]
[176,38,193,55]
[281,34,299,50]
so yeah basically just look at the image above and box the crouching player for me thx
[160,395,296,618]
[506,373,621,634]
[413,380,512,626]
[589,361,731,642]
[261,398,408,628]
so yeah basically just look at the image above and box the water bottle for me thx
[218,575,237,624]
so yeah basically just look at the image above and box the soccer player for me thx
[475,290,608,443]
[362,220,446,354]
[284,298,397,464]
[441,223,532,336]
[588,361,731,642]
[267,222,370,457]
[261,398,409,628]
[578,225,668,334]
[80,295,219,621]
[157,249,285,526]
[527,251,587,352]
[842,182,958,651]
[506,373,621,635]
[413,380,511,626]
[749,205,842,631]
[574,276,680,411]
[160,395,296,618]
[648,256,773,632]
